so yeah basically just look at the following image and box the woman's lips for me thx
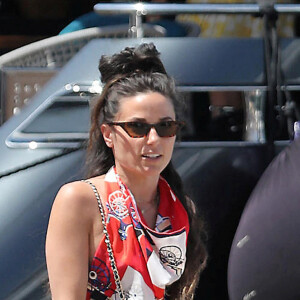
[142,154,162,159]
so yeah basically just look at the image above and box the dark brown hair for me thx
[86,43,207,299]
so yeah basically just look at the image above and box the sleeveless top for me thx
[86,167,189,300]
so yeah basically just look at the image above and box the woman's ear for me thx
[101,124,113,148]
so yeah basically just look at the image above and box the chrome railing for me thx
[94,3,300,37]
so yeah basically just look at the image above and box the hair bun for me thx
[99,43,167,83]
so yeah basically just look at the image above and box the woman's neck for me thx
[115,167,159,205]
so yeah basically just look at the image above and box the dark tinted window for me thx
[181,91,245,142]
[22,98,90,134]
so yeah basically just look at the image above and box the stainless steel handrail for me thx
[94,3,300,15]
[94,3,300,37]
[94,3,261,15]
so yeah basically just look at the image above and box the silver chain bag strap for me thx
[83,180,125,299]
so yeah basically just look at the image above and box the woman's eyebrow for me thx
[128,116,174,122]
[128,117,147,122]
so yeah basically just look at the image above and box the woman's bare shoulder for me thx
[57,176,105,201]
[55,181,92,205]
[52,176,106,220]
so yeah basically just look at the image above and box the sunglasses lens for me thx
[125,122,148,137]
[156,121,182,137]
[112,121,184,138]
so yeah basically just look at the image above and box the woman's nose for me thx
[146,126,160,143]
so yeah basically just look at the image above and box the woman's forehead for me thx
[116,92,175,120]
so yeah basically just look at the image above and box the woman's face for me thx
[101,92,176,180]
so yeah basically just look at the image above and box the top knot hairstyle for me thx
[86,43,207,300]
[99,43,167,83]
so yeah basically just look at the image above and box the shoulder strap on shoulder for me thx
[81,180,103,211]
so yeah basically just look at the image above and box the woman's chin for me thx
[140,164,166,177]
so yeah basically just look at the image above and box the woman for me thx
[46,43,207,300]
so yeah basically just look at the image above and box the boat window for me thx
[6,85,99,148]
[180,91,245,142]
[22,98,90,134]
[181,90,257,142]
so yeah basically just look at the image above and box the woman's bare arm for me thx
[45,181,97,300]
